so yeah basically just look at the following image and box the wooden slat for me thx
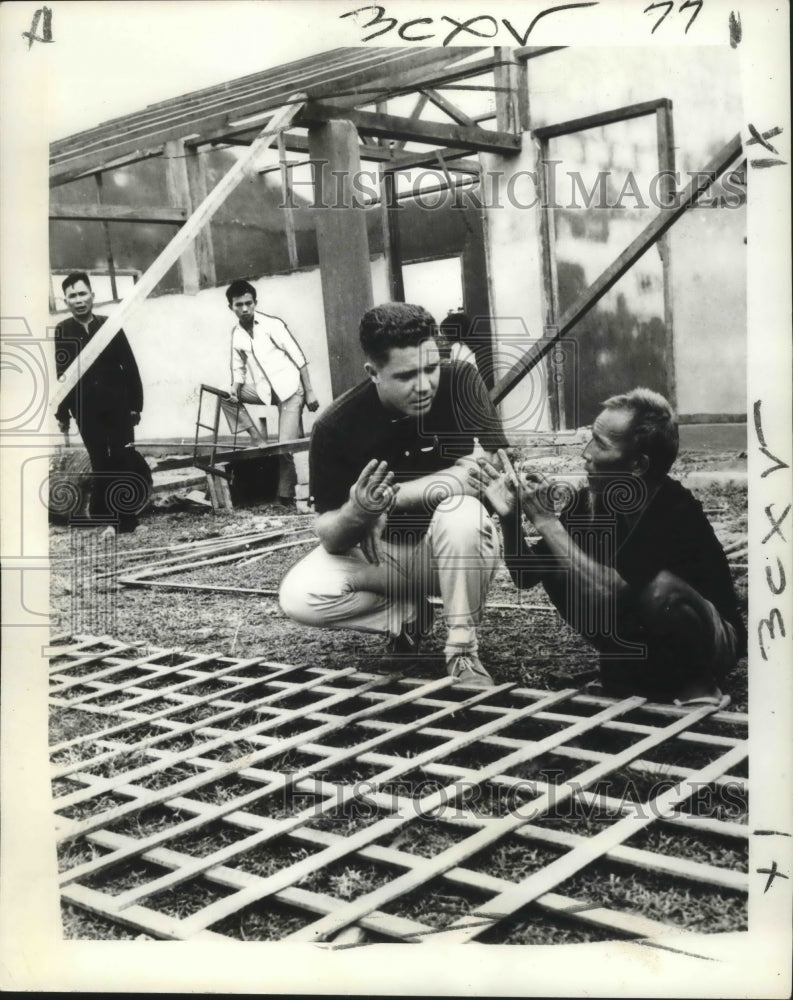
[164,139,200,294]
[283,699,729,942]
[533,98,671,140]
[188,697,640,937]
[62,882,224,942]
[49,203,187,223]
[57,672,461,854]
[54,664,361,804]
[87,826,435,942]
[51,50,386,163]
[184,145,217,288]
[50,649,209,697]
[490,133,744,404]
[50,638,748,943]
[54,667,346,792]
[56,665,390,826]
[50,99,306,414]
[380,168,404,302]
[277,131,299,270]
[289,779,747,893]
[494,47,530,135]
[388,93,429,153]
[538,136,564,429]
[51,656,308,754]
[656,100,677,408]
[287,808,691,944]
[156,687,593,932]
[50,50,475,180]
[421,88,475,126]
[430,742,747,943]
[298,101,522,154]
[389,146,477,172]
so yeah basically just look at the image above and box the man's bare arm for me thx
[521,472,630,605]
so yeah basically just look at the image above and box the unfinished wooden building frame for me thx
[50,45,745,425]
[50,635,748,945]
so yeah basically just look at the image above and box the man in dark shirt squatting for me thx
[279,302,508,687]
[481,387,746,707]
[54,271,144,533]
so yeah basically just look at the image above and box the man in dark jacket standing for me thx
[54,272,144,532]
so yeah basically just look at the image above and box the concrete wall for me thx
[52,259,389,441]
[671,207,747,416]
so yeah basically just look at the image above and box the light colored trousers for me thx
[279,495,500,657]
[221,383,304,498]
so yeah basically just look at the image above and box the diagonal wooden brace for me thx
[490,132,744,406]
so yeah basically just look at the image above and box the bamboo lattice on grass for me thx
[49,635,748,946]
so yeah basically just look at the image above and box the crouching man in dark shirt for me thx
[279,302,508,687]
[482,388,745,706]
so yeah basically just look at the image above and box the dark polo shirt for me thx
[310,361,508,541]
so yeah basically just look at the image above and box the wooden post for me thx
[308,119,373,397]
[537,137,565,431]
[94,173,119,301]
[184,145,217,289]
[50,98,306,414]
[277,132,299,271]
[165,139,201,295]
[494,46,530,134]
[380,168,404,302]
[481,47,549,438]
[656,100,677,410]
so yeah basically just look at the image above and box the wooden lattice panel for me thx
[49,635,748,946]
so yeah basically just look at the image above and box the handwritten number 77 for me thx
[644,0,703,34]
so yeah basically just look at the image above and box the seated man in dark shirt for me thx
[482,388,745,706]
[279,302,508,687]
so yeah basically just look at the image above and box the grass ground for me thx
[48,443,748,942]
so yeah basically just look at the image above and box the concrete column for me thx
[480,133,552,441]
[308,120,373,398]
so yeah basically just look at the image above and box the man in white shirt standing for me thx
[221,279,319,505]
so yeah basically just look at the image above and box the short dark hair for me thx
[601,387,679,478]
[225,279,257,305]
[359,303,437,366]
[62,271,91,294]
[439,310,471,345]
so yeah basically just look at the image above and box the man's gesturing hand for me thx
[350,460,398,566]
[519,470,557,526]
[480,449,520,517]
[350,459,398,518]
